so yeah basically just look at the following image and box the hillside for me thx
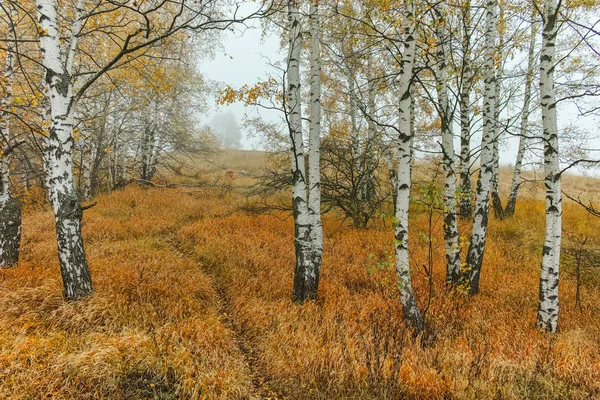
[0,153,599,399]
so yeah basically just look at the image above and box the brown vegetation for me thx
[1,154,599,399]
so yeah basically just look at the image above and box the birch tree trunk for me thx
[490,120,503,219]
[307,0,323,295]
[435,1,462,286]
[346,57,361,175]
[288,0,319,303]
[458,0,473,220]
[0,2,21,267]
[365,63,378,203]
[394,0,424,332]
[505,14,538,217]
[38,0,93,299]
[80,141,92,201]
[537,0,561,333]
[464,0,498,295]
[384,150,398,211]
[140,120,156,181]
[491,7,505,220]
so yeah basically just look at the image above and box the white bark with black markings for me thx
[288,0,320,303]
[458,0,473,220]
[435,0,461,286]
[465,0,497,295]
[307,0,323,296]
[0,0,21,267]
[347,62,360,165]
[537,0,561,333]
[80,141,92,201]
[140,115,157,181]
[490,12,505,220]
[394,0,424,332]
[38,0,93,299]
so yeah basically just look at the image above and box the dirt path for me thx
[165,231,281,400]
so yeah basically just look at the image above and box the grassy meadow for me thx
[0,150,599,399]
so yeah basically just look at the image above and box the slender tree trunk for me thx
[491,8,505,220]
[121,145,128,184]
[537,0,561,333]
[490,131,504,219]
[149,135,160,179]
[307,0,323,296]
[435,1,462,286]
[0,1,22,267]
[346,57,361,181]
[490,138,502,221]
[505,14,538,217]
[0,160,20,267]
[38,0,93,299]
[384,151,398,211]
[140,121,156,181]
[465,0,498,295]
[80,141,92,201]
[365,63,378,203]
[288,0,318,303]
[458,0,473,220]
[394,0,424,332]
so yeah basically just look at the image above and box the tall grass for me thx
[1,178,598,399]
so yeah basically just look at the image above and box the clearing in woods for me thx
[0,150,599,399]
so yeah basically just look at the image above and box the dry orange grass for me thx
[178,193,600,399]
[0,187,255,399]
[1,177,599,399]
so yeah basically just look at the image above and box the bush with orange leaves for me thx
[0,178,599,399]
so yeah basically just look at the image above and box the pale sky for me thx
[198,20,282,150]
[198,19,599,174]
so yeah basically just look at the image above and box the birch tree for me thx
[464,0,498,295]
[394,0,425,331]
[288,0,322,303]
[37,0,94,298]
[331,0,425,329]
[458,0,474,220]
[140,104,159,181]
[490,6,506,220]
[307,0,323,293]
[537,0,561,333]
[33,0,275,299]
[0,0,21,267]
[434,0,462,286]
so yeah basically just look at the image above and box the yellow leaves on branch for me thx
[217,78,280,106]
[566,0,600,8]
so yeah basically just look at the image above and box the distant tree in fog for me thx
[209,111,242,149]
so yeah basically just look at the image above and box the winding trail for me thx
[165,230,280,400]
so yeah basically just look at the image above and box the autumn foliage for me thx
[0,155,599,399]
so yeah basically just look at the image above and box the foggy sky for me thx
[198,20,599,174]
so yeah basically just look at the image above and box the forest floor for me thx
[0,150,599,399]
